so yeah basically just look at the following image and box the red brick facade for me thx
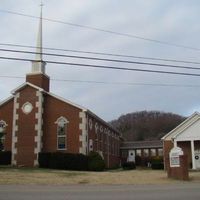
[0,75,121,168]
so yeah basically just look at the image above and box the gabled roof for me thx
[0,96,14,107]
[120,140,163,149]
[47,92,87,112]
[161,112,200,140]
[11,82,44,94]
[2,81,120,136]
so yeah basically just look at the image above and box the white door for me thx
[194,151,200,169]
[127,150,135,162]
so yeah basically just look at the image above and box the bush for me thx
[38,152,51,168]
[151,156,164,170]
[88,151,105,171]
[122,162,136,170]
[38,152,88,171]
[135,156,142,166]
[0,151,11,165]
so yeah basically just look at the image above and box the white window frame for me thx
[55,117,69,150]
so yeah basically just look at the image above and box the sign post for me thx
[167,146,189,180]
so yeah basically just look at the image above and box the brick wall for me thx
[14,86,39,167]
[26,74,49,92]
[42,94,82,154]
[87,113,121,168]
[177,141,191,168]
[163,140,173,170]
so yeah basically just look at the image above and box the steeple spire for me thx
[26,1,50,92]
[31,1,46,74]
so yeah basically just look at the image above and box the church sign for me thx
[169,147,183,167]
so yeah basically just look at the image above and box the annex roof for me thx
[120,140,163,150]
[161,112,200,141]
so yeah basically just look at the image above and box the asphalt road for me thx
[0,183,199,200]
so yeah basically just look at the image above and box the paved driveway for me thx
[0,183,199,200]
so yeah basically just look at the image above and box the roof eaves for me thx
[46,91,87,112]
[0,96,14,107]
[11,82,44,95]
[161,112,199,140]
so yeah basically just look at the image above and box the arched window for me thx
[0,120,7,151]
[0,120,7,133]
[55,117,69,150]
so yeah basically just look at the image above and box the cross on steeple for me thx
[31,1,46,74]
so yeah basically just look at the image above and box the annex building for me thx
[162,112,200,170]
[0,10,121,168]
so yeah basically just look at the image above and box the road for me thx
[0,183,199,200]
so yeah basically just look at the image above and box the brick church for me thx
[0,8,121,168]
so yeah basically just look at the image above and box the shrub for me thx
[38,152,51,168]
[122,162,136,170]
[38,152,88,171]
[88,151,105,171]
[0,151,11,165]
[151,156,164,170]
[135,156,142,166]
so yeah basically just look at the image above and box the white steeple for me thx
[31,2,46,74]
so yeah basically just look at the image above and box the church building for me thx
[162,112,200,170]
[0,8,121,168]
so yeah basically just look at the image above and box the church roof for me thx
[0,96,14,107]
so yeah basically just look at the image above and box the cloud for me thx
[1,0,200,121]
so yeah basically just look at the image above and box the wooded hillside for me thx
[110,111,186,141]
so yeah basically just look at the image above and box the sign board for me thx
[127,150,135,162]
[169,147,183,167]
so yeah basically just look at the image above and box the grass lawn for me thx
[0,166,200,185]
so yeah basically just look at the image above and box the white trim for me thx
[0,96,14,107]
[79,111,88,155]
[162,112,200,140]
[47,92,87,112]
[191,140,196,170]
[21,102,33,114]
[11,82,44,95]
[56,116,68,150]
[11,92,20,165]
[34,91,43,166]
[55,116,69,124]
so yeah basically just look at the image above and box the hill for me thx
[110,111,186,141]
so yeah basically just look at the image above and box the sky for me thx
[1,0,200,121]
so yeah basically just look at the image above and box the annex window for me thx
[55,117,69,150]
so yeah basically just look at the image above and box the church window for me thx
[0,120,7,133]
[22,102,33,114]
[0,120,7,151]
[55,117,69,150]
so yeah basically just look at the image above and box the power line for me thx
[0,9,200,52]
[0,75,200,88]
[1,42,200,66]
[1,47,200,71]
[1,55,200,77]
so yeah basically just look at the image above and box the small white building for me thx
[162,112,200,170]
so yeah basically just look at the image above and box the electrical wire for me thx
[1,48,200,71]
[1,42,200,65]
[0,9,200,51]
[1,56,200,77]
[0,75,200,88]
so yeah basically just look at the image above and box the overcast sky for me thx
[1,0,200,121]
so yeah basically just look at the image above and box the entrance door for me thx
[194,150,200,169]
[127,150,135,162]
